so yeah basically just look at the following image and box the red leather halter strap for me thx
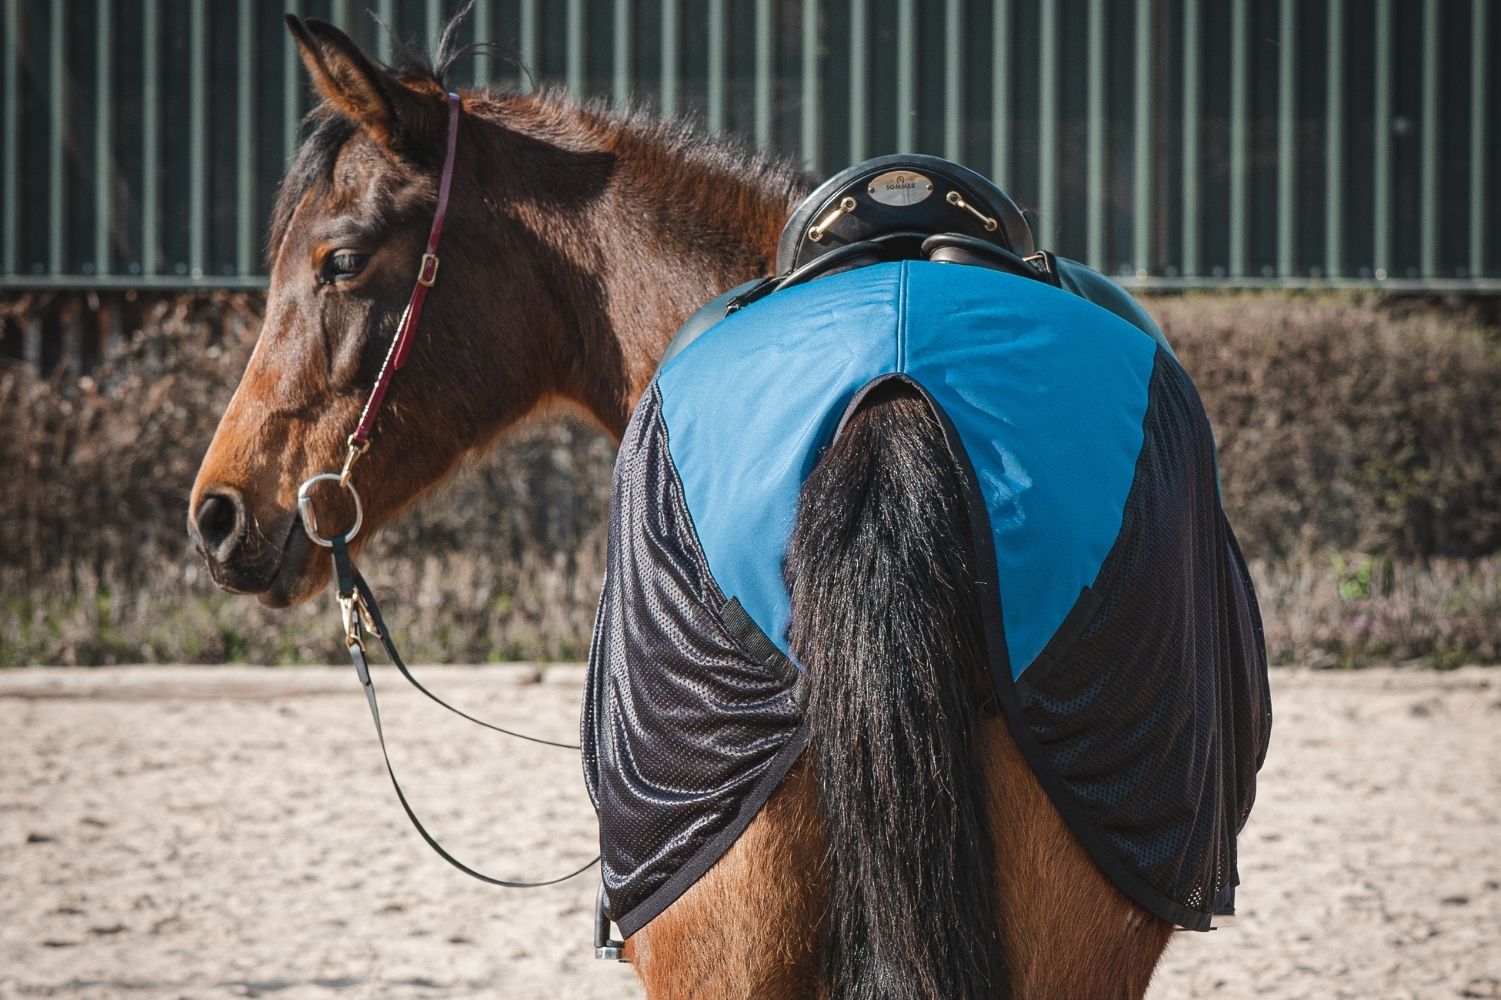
[344,91,462,474]
[301,93,601,895]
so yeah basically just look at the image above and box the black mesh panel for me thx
[1016,350,1272,919]
[582,384,805,936]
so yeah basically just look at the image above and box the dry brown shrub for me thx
[1150,292,1501,559]
[3,290,1499,666]
[1,291,614,665]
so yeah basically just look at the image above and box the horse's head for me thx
[189,17,612,606]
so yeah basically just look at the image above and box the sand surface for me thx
[2,664,1497,999]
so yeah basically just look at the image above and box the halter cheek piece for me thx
[294,93,606,907]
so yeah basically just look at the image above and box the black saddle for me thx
[661,155,1058,367]
[771,153,1058,293]
[779,154,1034,267]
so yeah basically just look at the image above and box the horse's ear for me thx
[285,15,441,152]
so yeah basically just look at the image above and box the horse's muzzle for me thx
[188,486,304,601]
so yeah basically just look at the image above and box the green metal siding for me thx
[0,0,1496,290]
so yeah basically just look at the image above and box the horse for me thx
[189,16,1226,999]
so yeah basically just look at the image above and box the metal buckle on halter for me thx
[417,252,440,287]
[339,435,370,488]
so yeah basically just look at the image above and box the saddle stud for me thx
[946,189,999,232]
[808,196,858,243]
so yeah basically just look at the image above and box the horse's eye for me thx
[320,250,369,284]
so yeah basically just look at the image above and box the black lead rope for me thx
[349,570,582,751]
[331,535,601,889]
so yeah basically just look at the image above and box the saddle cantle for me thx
[777,152,1037,271]
[584,156,1271,939]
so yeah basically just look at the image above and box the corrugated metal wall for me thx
[1,0,1497,291]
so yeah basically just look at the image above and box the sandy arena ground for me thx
[2,664,1498,999]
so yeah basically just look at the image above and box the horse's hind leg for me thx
[625,760,825,1000]
[981,717,1175,999]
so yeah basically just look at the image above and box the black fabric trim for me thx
[968,352,1222,932]
[1224,515,1270,683]
[836,366,1222,932]
[721,596,802,687]
[613,726,811,938]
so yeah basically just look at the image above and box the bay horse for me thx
[190,17,1187,999]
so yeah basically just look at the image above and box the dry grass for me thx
[2,290,1498,667]
[1251,554,1501,668]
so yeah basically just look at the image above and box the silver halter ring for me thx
[297,473,364,547]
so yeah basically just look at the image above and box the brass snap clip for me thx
[339,435,370,489]
[337,587,380,649]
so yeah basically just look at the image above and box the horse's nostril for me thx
[193,490,246,560]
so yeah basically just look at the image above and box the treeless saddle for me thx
[584,155,1271,938]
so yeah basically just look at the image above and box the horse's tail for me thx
[787,381,1008,1000]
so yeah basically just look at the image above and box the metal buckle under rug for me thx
[595,884,627,960]
[292,91,603,900]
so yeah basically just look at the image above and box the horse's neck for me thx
[575,133,798,434]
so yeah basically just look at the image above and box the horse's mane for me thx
[267,23,811,271]
[416,14,811,207]
[529,87,813,209]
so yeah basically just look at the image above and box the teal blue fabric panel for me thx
[656,260,1159,678]
[898,263,1158,674]
[656,266,900,653]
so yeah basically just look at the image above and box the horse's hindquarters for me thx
[628,716,1173,1000]
[591,259,1266,998]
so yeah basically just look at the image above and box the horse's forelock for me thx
[266,112,359,269]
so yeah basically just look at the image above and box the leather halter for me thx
[341,90,462,485]
[294,91,602,897]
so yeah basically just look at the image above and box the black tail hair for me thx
[787,381,1008,999]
